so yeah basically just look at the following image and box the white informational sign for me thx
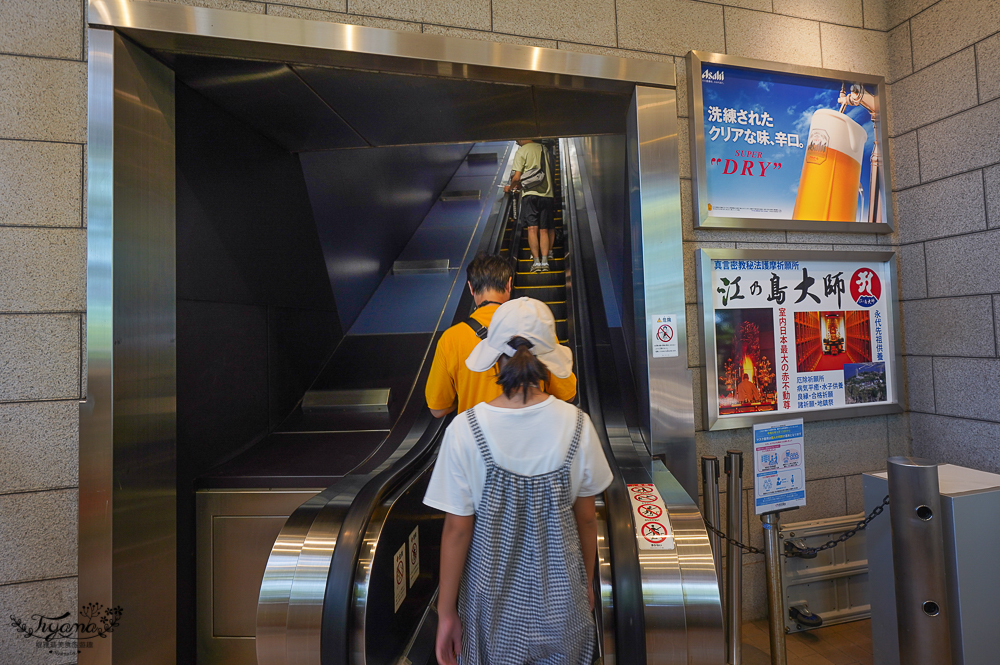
[753,418,806,514]
[407,526,420,588]
[700,250,900,430]
[651,315,679,358]
[626,483,675,550]
[393,543,406,612]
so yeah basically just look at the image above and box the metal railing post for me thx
[887,457,953,665]
[761,512,787,665]
[725,450,743,665]
[702,456,724,601]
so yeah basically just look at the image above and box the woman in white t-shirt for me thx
[423,297,614,665]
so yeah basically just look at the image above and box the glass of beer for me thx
[792,109,867,222]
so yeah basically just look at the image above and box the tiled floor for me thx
[741,618,874,665]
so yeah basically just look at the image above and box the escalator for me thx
[255,139,723,665]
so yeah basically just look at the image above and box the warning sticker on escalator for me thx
[641,521,669,544]
[393,543,406,612]
[651,315,679,358]
[626,483,675,550]
[408,526,420,588]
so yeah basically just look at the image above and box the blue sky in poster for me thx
[701,63,877,220]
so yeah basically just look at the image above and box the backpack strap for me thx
[464,318,488,340]
[466,407,495,465]
[562,408,586,467]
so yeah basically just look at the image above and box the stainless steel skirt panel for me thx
[654,461,725,664]
[257,476,369,665]
[201,490,324,665]
[595,499,616,665]
[350,458,443,665]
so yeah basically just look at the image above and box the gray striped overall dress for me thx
[458,406,595,665]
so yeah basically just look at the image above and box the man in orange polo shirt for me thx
[426,253,576,417]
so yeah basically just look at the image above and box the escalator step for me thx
[513,285,565,302]
[555,320,568,341]
[515,270,565,286]
[545,301,567,319]
[517,256,564,267]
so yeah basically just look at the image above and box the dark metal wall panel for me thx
[175,81,337,312]
[298,143,471,330]
[174,81,344,659]
[535,87,632,137]
[294,65,537,145]
[168,54,368,151]
[267,306,342,430]
[174,299,269,662]
[176,301,270,477]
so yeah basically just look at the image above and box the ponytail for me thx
[496,336,548,402]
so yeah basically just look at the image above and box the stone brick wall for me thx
[887,0,1000,475]
[11,0,989,642]
[0,0,86,660]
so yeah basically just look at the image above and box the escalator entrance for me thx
[81,5,707,665]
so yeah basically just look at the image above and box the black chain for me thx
[703,520,765,555]
[701,494,890,558]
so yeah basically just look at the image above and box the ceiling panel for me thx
[294,65,538,146]
[168,54,368,151]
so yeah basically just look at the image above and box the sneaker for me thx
[541,259,550,272]
[531,259,543,273]
[547,251,554,260]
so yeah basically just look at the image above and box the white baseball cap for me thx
[465,297,573,379]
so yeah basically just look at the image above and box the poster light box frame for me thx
[697,248,903,431]
[687,50,894,234]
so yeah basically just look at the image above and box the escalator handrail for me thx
[561,138,648,665]
[320,168,518,665]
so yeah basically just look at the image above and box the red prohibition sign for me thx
[656,324,674,343]
[630,485,654,493]
[641,522,668,543]
[637,503,663,519]
[633,494,658,503]
[396,560,404,584]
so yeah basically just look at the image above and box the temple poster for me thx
[699,250,900,430]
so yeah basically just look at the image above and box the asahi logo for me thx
[702,69,725,82]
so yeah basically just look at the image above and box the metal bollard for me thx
[887,457,953,665]
[761,512,787,665]
[702,456,724,601]
[725,450,743,665]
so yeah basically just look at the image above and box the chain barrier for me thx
[702,494,890,558]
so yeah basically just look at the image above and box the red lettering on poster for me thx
[779,307,790,409]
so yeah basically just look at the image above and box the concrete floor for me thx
[741,618,873,665]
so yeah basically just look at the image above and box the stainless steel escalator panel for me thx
[302,388,392,414]
[651,461,725,665]
[91,0,674,92]
[257,475,370,665]
[595,498,616,665]
[561,134,724,665]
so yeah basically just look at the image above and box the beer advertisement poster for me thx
[698,249,902,430]
[688,51,892,232]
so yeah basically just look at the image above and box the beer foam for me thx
[805,109,866,164]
